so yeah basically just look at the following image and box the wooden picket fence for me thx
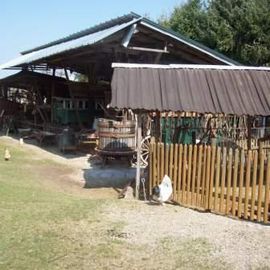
[149,142,270,224]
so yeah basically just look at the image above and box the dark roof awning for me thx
[0,70,66,88]
[110,64,270,116]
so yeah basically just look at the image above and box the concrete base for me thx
[83,166,136,188]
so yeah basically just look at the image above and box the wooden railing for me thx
[149,142,270,224]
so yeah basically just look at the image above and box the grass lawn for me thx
[0,138,232,270]
[0,141,106,269]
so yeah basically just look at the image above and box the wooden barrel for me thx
[97,118,136,153]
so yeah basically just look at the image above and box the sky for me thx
[0,0,185,78]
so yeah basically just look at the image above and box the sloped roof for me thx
[21,13,137,55]
[0,18,140,70]
[0,12,238,70]
[110,64,270,116]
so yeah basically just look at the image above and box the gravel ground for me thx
[103,200,270,270]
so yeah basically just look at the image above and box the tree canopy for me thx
[159,0,270,66]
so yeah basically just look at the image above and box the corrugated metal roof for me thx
[0,18,140,70]
[21,13,138,55]
[112,63,270,71]
[0,12,239,70]
[110,65,270,116]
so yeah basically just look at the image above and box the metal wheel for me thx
[132,135,151,168]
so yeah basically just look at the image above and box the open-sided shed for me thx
[0,12,238,149]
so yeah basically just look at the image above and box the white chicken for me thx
[4,148,11,161]
[152,175,173,205]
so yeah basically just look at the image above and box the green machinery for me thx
[52,97,103,126]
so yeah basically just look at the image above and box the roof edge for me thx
[112,63,270,71]
[21,12,139,55]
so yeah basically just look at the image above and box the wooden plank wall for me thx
[149,142,270,224]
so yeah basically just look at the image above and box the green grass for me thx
[0,141,103,270]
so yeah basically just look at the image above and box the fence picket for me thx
[257,151,264,221]
[250,151,258,221]
[173,144,178,200]
[169,144,174,179]
[165,144,169,176]
[149,142,153,194]
[177,144,183,203]
[220,148,227,213]
[238,150,245,219]
[201,146,208,207]
[244,151,252,220]
[157,143,161,185]
[186,145,193,204]
[226,149,233,215]
[209,146,216,209]
[191,145,198,205]
[181,145,187,203]
[196,145,203,206]
[264,154,270,223]
[214,147,221,211]
[205,146,212,209]
[232,149,239,216]
[152,142,157,188]
[160,143,164,181]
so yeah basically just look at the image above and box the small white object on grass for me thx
[4,148,11,161]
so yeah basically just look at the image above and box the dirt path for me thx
[0,136,119,199]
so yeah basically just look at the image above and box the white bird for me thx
[4,148,11,161]
[152,175,173,205]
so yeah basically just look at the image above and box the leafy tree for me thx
[159,0,270,66]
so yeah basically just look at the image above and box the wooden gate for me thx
[149,142,270,224]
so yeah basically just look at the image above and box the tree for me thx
[159,0,270,66]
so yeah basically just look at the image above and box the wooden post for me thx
[247,116,252,150]
[50,67,56,123]
[64,68,83,129]
[149,142,153,194]
[152,139,157,188]
[135,113,142,199]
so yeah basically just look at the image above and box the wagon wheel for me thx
[132,135,151,168]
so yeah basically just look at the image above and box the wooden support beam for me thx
[122,24,137,47]
[64,69,83,129]
[135,113,142,199]
[127,46,169,54]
